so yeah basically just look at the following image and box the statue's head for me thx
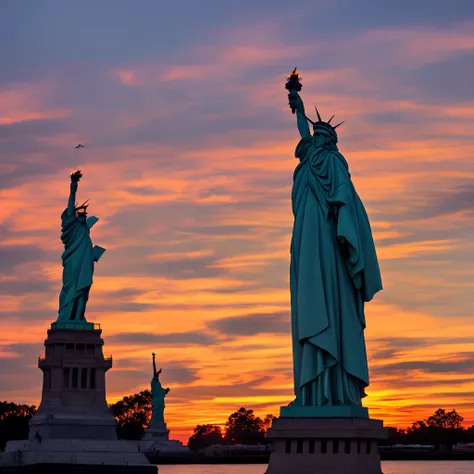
[75,200,89,224]
[306,107,344,149]
[76,211,87,224]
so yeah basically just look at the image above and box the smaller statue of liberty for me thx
[57,170,105,323]
[150,353,170,425]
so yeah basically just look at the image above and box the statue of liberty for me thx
[286,72,382,409]
[150,353,170,425]
[57,170,105,323]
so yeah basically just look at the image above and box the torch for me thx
[285,67,302,114]
[70,170,83,182]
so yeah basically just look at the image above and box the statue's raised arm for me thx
[152,352,157,378]
[285,69,311,139]
[290,92,311,139]
[68,170,82,216]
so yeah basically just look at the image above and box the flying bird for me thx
[74,144,84,149]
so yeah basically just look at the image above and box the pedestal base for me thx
[29,413,118,440]
[142,421,170,441]
[139,422,189,455]
[280,405,369,418]
[32,325,117,441]
[0,439,157,473]
[266,416,387,474]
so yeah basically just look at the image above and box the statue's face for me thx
[312,132,327,148]
[77,213,87,225]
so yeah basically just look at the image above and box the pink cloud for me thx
[0,82,70,125]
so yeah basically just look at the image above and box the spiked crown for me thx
[74,199,89,215]
[306,106,344,142]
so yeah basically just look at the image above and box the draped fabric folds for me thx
[151,378,168,424]
[290,136,382,406]
[57,209,96,322]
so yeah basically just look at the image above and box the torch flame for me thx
[287,67,299,81]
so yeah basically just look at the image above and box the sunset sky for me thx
[1,0,474,443]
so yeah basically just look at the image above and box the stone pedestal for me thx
[266,414,387,474]
[0,439,156,472]
[29,323,117,440]
[143,421,170,442]
[0,323,157,473]
[139,421,189,455]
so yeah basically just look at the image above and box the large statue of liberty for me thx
[286,73,382,409]
[57,171,105,323]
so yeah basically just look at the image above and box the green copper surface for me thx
[56,172,105,324]
[286,87,382,416]
[280,405,368,418]
[150,353,170,424]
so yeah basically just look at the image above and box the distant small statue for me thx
[150,352,170,424]
[57,171,106,323]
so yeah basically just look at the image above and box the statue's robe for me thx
[57,209,104,322]
[150,378,168,424]
[290,136,382,406]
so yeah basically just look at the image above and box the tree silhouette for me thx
[188,424,223,451]
[224,407,271,445]
[0,401,36,450]
[427,409,463,430]
[109,390,152,440]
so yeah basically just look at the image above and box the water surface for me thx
[157,461,474,474]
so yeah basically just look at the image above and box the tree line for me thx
[108,391,274,449]
[2,393,474,451]
[385,408,474,449]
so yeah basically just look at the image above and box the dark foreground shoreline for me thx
[1,453,474,473]
[0,465,156,474]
